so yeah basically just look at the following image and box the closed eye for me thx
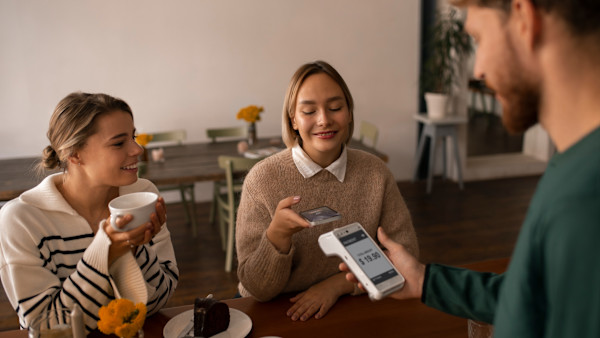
[112,136,131,147]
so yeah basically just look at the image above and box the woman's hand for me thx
[147,197,167,237]
[286,273,353,321]
[340,227,425,300]
[266,196,310,253]
[105,197,167,266]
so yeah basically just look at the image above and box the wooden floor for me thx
[0,175,541,331]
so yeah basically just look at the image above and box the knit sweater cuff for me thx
[259,231,296,260]
[109,250,148,305]
[84,220,148,304]
[238,233,296,300]
[82,220,111,275]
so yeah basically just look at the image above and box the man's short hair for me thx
[450,0,600,37]
[449,0,510,12]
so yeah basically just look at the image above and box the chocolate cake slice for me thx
[193,297,230,337]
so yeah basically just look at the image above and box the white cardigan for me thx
[0,174,179,331]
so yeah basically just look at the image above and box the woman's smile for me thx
[313,130,338,139]
[120,162,139,172]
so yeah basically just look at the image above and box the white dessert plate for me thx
[163,308,252,338]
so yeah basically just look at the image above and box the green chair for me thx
[206,127,248,226]
[216,155,261,272]
[207,126,247,143]
[146,130,199,237]
[149,130,187,144]
[358,121,379,148]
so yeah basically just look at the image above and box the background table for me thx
[0,138,387,201]
[413,114,467,194]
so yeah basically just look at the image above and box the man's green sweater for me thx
[422,126,600,337]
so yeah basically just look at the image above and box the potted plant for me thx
[421,7,473,119]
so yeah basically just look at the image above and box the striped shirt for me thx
[0,174,179,332]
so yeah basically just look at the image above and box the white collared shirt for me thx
[291,142,347,182]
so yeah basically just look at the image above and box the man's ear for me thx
[511,0,543,50]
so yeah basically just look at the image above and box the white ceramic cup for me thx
[468,319,494,338]
[109,192,158,232]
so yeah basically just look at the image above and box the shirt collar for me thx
[291,142,347,182]
[20,173,79,215]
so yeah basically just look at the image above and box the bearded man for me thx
[342,0,600,336]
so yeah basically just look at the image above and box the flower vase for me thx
[247,122,257,146]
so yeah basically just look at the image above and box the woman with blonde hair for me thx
[0,92,178,332]
[236,61,418,321]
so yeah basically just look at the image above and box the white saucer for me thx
[163,308,252,338]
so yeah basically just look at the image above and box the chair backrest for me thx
[218,156,260,179]
[148,130,187,145]
[217,155,261,206]
[358,121,379,148]
[207,127,247,143]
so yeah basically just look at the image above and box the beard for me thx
[499,82,540,134]
[489,32,541,134]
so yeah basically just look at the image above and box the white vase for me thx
[425,92,449,119]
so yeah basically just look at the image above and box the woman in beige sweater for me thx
[236,61,418,322]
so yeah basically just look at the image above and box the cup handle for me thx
[110,214,123,232]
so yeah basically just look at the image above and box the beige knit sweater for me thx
[236,148,418,301]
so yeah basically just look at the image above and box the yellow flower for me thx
[98,299,147,338]
[236,105,264,123]
[135,133,153,147]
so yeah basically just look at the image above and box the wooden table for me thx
[0,258,507,338]
[0,138,388,201]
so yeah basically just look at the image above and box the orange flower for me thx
[97,299,147,338]
[236,105,264,123]
[135,134,153,147]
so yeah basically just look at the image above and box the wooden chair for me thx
[216,155,261,272]
[206,127,248,226]
[358,121,379,148]
[146,130,198,236]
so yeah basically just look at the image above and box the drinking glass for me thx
[468,319,493,338]
[28,309,73,338]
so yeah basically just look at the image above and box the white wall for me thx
[0,0,421,200]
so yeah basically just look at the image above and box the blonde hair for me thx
[281,61,354,148]
[39,92,133,173]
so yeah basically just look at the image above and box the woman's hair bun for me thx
[41,145,60,170]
